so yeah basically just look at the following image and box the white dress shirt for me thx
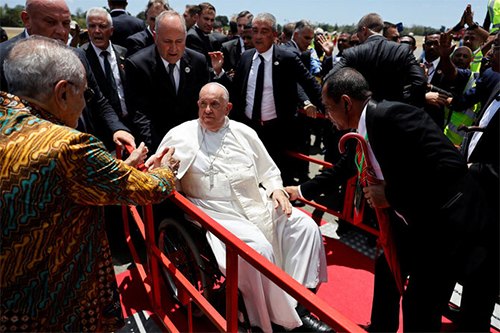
[245,45,277,121]
[160,57,181,94]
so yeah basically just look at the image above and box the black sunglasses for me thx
[53,80,95,102]
[349,40,360,46]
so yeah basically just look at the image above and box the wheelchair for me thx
[157,217,251,330]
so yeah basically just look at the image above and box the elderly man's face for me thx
[197,9,215,34]
[155,15,186,64]
[252,19,278,54]
[87,14,113,50]
[451,47,472,70]
[56,74,88,128]
[21,0,71,43]
[293,26,314,52]
[198,85,232,131]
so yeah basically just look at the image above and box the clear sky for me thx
[2,0,489,30]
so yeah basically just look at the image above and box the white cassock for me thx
[157,118,328,332]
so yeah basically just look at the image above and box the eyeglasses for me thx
[349,40,360,46]
[53,80,95,102]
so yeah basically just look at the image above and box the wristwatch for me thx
[467,22,480,30]
[303,100,312,108]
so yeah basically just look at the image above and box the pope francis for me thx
[155,83,330,332]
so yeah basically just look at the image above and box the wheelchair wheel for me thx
[157,218,213,317]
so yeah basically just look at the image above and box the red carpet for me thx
[116,238,497,332]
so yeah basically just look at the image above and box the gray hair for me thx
[155,10,187,34]
[253,13,277,32]
[86,7,113,27]
[356,13,384,34]
[294,19,315,34]
[4,35,85,102]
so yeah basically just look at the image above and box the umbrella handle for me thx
[338,132,373,168]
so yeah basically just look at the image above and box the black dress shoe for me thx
[292,314,334,332]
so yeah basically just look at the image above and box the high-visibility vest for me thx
[470,49,483,73]
[488,0,500,33]
[444,70,481,145]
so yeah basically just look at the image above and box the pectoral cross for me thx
[205,165,219,189]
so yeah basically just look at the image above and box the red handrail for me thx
[117,144,367,333]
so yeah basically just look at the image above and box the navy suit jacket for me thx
[125,28,155,57]
[110,10,146,47]
[125,45,211,152]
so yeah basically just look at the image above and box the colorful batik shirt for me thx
[0,92,175,332]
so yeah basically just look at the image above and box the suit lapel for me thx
[154,47,172,95]
[86,44,107,85]
[113,45,126,82]
[241,49,256,97]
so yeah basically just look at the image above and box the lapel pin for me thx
[274,61,279,66]
[185,67,191,73]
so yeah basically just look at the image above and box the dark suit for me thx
[125,45,210,152]
[110,10,146,47]
[211,31,229,45]
[329,34,427,107]
[301,99,488,331]
[81,42,129,148]
[220,38,242,72]
[186,26,221,66]
[125,28,155,57]
[458,81,499,332]
[0,31,130,147]
[218,46,322,183]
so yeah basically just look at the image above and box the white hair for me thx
[86,7,113,27]
[4,36,85,102]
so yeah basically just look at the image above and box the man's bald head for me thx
[22,0,71,43]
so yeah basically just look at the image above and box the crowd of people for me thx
[0,0,498,332]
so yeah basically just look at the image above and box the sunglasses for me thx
[54,80,95,102]
[349,40,360,46]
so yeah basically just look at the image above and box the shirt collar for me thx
[357,103,369,136]
[160,57,181,72]
[424,56,440,68]
[254,45,274,62]
[91,41,114,58]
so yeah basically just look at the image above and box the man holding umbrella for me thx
[286,68,489,332]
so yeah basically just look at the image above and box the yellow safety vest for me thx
[488,0,500,33]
